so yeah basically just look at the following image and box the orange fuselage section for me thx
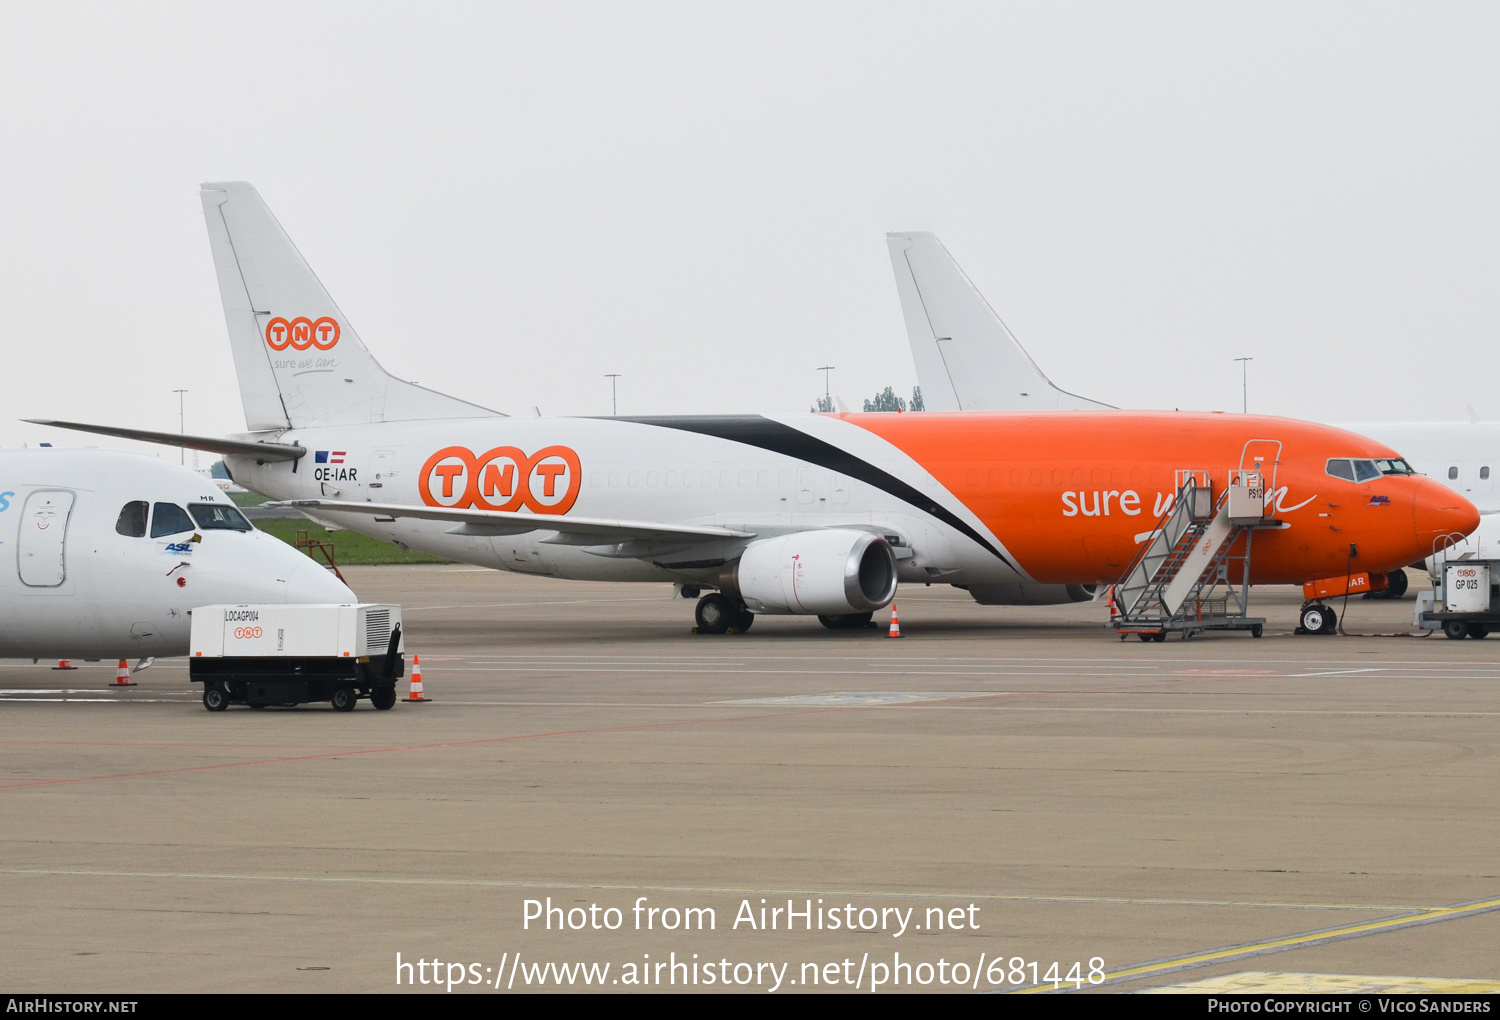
[850,411,1478,585]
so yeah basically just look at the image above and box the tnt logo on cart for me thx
[419,445,582,515]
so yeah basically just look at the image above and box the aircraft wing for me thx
[24,419,306,461]
[271,499,756,544]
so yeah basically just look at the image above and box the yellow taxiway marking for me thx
[1146,971,1500,994]
[1026,894,1500,992]
[0,868,1426,913]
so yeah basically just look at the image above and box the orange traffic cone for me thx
[51,659,77,671]
[887,604,903,638]
[407,654,430,702]
[111,659,136,687]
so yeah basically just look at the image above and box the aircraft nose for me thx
[285,561,357,604]
[1412,478,1480,556]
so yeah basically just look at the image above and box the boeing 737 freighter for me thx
[29,184,1479,633]
[886,231,1500,593]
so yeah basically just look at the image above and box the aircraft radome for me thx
[0,448,355,660]
[30,184,1479,634]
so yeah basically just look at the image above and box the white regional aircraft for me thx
[0,449,354,659]
[29,184,1474,634]
[886,231,1500,593]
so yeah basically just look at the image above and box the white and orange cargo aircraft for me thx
[885,230,1499,593]
[30,184,1479,634]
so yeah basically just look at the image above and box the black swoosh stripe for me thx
[612,415,1013,568]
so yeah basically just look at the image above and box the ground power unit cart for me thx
[190,603,404,711]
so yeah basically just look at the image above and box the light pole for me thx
[604,374,621,416]
[1234,358,1252,414]
[816,365,835,410]
[172,389,188,464]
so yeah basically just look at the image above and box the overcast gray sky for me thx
[2,2,1496,458]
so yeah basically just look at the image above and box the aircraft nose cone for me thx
[1413,478,1480,555]
[285,561,357,604]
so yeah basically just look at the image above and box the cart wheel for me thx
[1137,633,1152,642]
[330,686,358,712]
[1467,623,1490,640]
[1153,631,1167,643]
[1443,620,1468,640]
[202,684,229,712]
[370,686,397,710]
[1250,624,1263,638]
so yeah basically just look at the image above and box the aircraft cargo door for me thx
[18,490,74,587]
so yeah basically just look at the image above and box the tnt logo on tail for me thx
[266,316,340,351]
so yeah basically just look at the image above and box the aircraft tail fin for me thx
[885,232,1112,412]
[200,182,502,431]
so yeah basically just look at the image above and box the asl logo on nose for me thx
[419,445,582,516]
[266,316,341,351]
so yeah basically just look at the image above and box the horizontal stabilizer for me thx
[271,499,756,544]
[24,419,305,461]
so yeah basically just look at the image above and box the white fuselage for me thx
[225,415,1013,589]
[0,450,354,659]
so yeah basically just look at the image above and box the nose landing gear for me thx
[1297,603,1338,635]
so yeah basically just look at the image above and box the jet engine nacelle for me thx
[732,529,898,616]
[963,582,1095,606]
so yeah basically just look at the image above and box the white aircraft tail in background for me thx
[200,181,502,431]
[885,231,1112,413]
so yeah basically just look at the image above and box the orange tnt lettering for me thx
[535,462,567,497]
[434,463,465,498]
[481,462,515,498]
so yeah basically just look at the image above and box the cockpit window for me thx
[1326,459,1355,482]
[190,503,252,532]
[115,501,147,538]
[150,502,195,537]
[1373,458,1415,476]
[1326,458,1383,483]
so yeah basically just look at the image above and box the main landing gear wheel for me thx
[330,686,358,712]
[818,613,874,630]
[695,593,734,635]
[202,683,229,712]
[1300,605,1337,635]
[732,608,755,633]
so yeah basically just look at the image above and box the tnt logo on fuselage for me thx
[266,316,340,351]
[419,445,581,516]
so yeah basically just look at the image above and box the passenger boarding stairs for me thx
[1113,464,1279,640]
